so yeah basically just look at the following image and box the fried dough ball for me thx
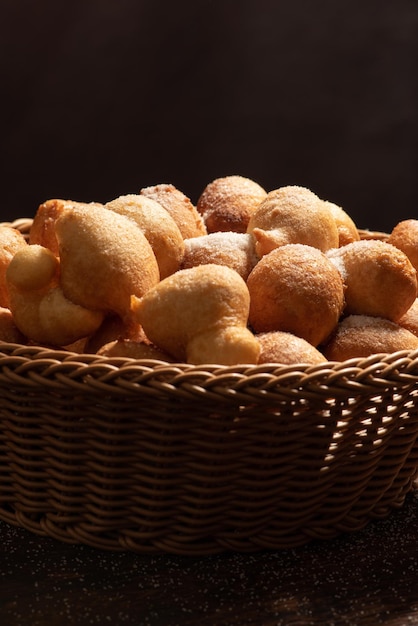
[29,198,103,256]
[327,239,417,322]
[181,232,258,280]
[186,325,259,366]
[97,338,174,361]
[0,225,27,308]
[0,306,27,344]
[29,198,65,255]
[105,194,185,279]
[132,264,260,365]
[323,315,418,361]
[6,245,104,346]
[140,183,207,239]
[323,201,360,246]
[54,204,160,319]
[387,219,418,272]
[9,287,105,347]
[247,244,345,346]
[7,244,60,291]
[397,298,418,337]
[256,331,328,365]
[247,186,339,257]
[196,175,267,233]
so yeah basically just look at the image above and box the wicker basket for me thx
[0,220,417,555]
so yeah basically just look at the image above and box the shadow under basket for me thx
[0,220,417,555]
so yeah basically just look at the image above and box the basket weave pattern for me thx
[0,221,417,555]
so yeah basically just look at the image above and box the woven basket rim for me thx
[1,341,418,395]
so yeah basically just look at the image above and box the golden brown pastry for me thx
[7,243,59,291]
[247,244,345,346]
[247,185,339,257]
[54,203,160,319]
[140,183,207,239]
[257,331,328,365]
[6,245,104,346]
[327,239,417,321]
[323,315,418,360]
[387,219,418,272]
[29,199,102,256]
[181,232,258,280]
[105,193,185,279]
[0,225,28,308]
[196,175,267,233]
[29,198,66,255]
[97,338,174,361]
[397,298,418,336]
[132,264,260,365]
[323,200,360,246]
[0,306,27,344]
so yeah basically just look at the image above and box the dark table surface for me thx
[1,488,418,626]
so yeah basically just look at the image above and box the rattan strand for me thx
[0,220,417,554]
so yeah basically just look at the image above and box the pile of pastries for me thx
[1,176,418,366]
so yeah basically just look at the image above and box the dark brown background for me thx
[1,0,417,232]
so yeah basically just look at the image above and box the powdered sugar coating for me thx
[182,232,258,280]
[197,175,267,233]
